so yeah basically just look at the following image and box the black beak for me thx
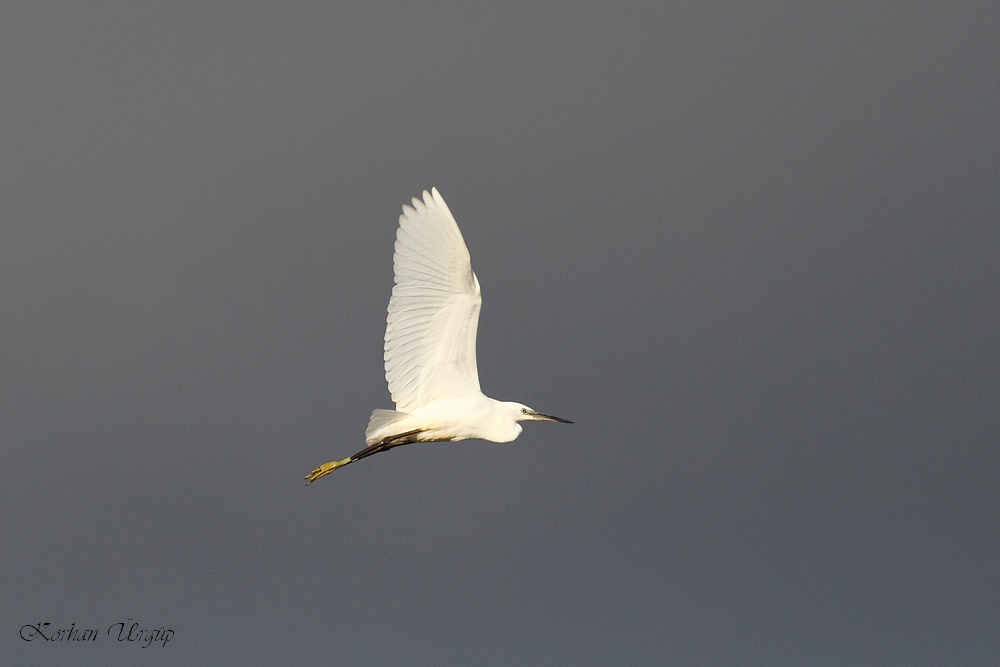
[532,411,573,424]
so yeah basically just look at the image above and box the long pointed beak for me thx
[530,411,573,423]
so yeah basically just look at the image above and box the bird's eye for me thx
[521,408,528,414]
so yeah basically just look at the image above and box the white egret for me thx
[305,188,571,484]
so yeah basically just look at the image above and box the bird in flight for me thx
[305,188,571,484]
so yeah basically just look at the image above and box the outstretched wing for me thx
[384,188,482,412]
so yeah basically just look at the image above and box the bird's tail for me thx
[365,409,412,445]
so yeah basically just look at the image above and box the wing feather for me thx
[384,188,482,411]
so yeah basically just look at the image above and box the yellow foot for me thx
[304,457,351,485]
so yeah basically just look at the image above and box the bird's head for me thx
[508,402,573,424]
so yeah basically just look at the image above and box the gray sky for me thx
[3,2,998,665]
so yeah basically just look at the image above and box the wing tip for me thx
[401,186,447,221]
[422,187,445,207]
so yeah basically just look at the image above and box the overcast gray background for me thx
[3,2,998,665]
